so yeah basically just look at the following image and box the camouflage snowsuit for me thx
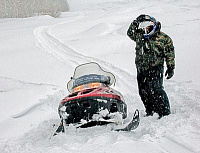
[127,21,175,117]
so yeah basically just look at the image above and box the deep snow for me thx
[0,0,200,152]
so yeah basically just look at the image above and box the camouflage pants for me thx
[137,66,171,117]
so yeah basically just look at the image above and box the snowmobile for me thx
[54,62,139,135]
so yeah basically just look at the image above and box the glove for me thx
[132,20,144,34]
[132,20,139,30]
[165,67,174,79]
[132,19,145,34]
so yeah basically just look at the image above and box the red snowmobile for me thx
[54,62,139,135]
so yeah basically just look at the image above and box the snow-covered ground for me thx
[1,0,200,152]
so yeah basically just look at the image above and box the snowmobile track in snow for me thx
[33,23,136,95]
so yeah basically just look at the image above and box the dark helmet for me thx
[136,14,160,39]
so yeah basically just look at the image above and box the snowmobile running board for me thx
[52,109,139,137]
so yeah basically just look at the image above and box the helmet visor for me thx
[138,21,154,33]
[138,21,154,29]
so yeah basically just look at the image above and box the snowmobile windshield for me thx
[67,62,116,92]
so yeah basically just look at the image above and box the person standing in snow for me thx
[127,14,175,118]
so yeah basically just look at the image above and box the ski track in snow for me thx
[33,22,137,97]
[12,91,65,119]
[0,76,64,118]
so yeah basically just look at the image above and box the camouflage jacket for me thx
[127,21,175,72]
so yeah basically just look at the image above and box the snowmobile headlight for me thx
[89,82,100,88]
[73,82,102,92]
[74,85,83,92]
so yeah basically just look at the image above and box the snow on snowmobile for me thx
[54,62,139,135]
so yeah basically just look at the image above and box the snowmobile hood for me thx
[62,86,124,103]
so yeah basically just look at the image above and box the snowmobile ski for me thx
[52,109,140,137]
[52,119,65,136]
[114,109,139,131]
